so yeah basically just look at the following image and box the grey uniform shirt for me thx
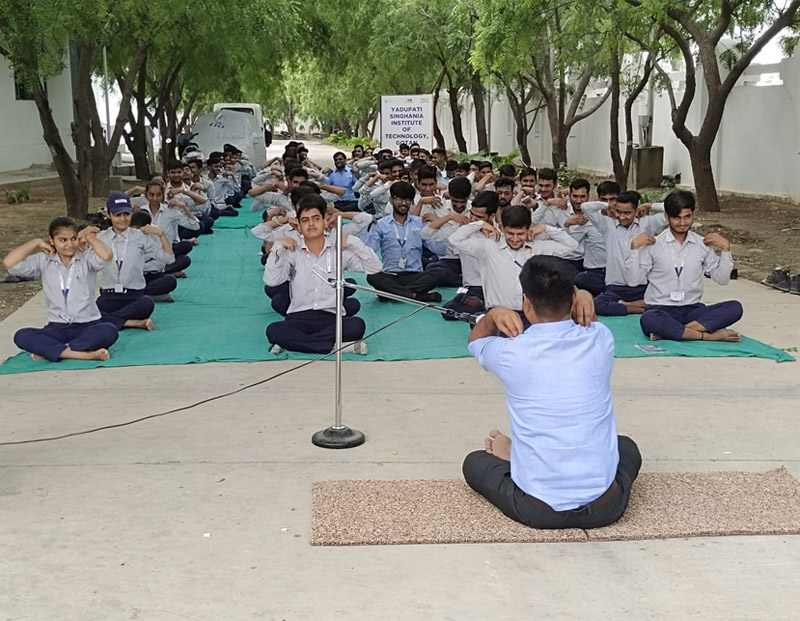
[582,201,666,286]
[263,234,382,315]
[422,217,482,287]
[449,220,580,310]
[141,203,200,243]
[251,191,293,212]
[96,228,174,290]
[628,229,734,306]
[9,250,108,323]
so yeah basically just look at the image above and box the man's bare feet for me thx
[189,238,199,246]
[649,333,662,341]
[124,318,155,330]
[485,429,512,461]
[59,347,111,361]
[30,353,44,361]
[705,329,741,342]
[173,271,187,278]
[620,300,646,314]
[685,320,708,333]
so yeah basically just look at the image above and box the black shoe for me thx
[417,292,442,303]
[790,274,800,295]
[730,267,738,280]
[2,274,35,283]
[761,267,790,292]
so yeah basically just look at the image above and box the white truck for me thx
[190,103,268,165]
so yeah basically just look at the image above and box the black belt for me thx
[99,288,143,295]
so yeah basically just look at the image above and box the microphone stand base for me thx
[312,426,366,449]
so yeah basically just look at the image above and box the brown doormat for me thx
[311,468,800,546]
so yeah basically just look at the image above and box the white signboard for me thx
[380,94,434,152]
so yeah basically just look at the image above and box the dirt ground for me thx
[1,180,799,322]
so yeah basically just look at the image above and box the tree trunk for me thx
[433,87,446,150]
[71,42,96,214]
[340,118,352,137]
[470,72,488,153]
[688,139,720,212]
[608,49,626,188]
[31,81,86,217]
[446,85,468,153]
[551,128,568,170]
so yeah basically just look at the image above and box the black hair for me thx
[290,185,320,207]
[283,158,301,172]
[445,159,458,172]
[499,164,516,178]
[664,190,696,217]
[333,151,346,159]
[209,151,224,159]
[469,160,482,168]
[410,142,420,148]
[518,255,575,319]
[286,167,309,180]
[207,156,221,166]
[296,193,327,218]
[616,190,641,208]
[283,147,298,160]
[378,159,394,172]
[389,158,405,169]
[479,161,493,170]
[494,177,515,191]
[457,161,471,172]
[298,180,322,193]
[167,159,184,171]
[390,181,416,200]
[431,147,447,157]
[48,216,78,238]
[501,204,532,229]
[409,159,427,172]
[519,167,537,179]
[538,168,557,183]
[569,178,591,192]
[596,180,620,197]
[417,166,438,182]
[471,190,499,214]
[448,177,472,200]
[399,143,409,150]
[145,180,164,194]
[130,211,151,228]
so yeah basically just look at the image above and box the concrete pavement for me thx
[1,141,800,620]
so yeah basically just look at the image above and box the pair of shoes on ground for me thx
[761,267,800,294]
[269,341,369,356]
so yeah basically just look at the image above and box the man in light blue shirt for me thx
[328,151,359,210]
[463,255,642,529]
[367,181,450,303]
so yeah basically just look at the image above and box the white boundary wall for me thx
[0,56,75,173]
[437,54,800,201]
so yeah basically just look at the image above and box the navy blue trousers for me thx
[266,309,366,354]
[14,320,119,361]
[265,279,360,317]
[575,268,606,296]
[97,289,154,329]
[595,284,648,316]
[143,272,178,296]
[640,301,744,341]
[165,254,191,274]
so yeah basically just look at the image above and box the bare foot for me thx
[705,329,741,342]
[685,320,708,333]
[59,348,111,361]
[30,353,44,361]
[173,271,187,278]
[649,333,662,341]
[124,318,155,330]
[620,300,646,314]
[189,238,199,246]
[485,429,512,461]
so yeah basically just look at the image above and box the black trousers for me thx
[462,435,642,529]
[366,269,447,299]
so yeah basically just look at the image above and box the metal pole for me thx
[333,216,344,430]
[311,219,365,449]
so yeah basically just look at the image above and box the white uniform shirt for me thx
[263,234,382,315]
[96,227,173,290]
[449,221,581,310]
[9,250,108,323]
[141,203,200,243]
[582,201,666,286]
[630,229,734,306]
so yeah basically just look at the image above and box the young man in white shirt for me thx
[463,255,641,529]
[630,190,743,342]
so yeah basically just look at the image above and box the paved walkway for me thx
[1,142,799,619]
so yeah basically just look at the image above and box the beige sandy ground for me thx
[1,141,800,620]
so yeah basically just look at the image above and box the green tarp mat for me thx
[0,227,793,375]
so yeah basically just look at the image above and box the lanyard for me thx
[669,240,688,281]
[112,233,129,276]
[505,247,525,268]
[392,221,410,249]
[58,262,75,313]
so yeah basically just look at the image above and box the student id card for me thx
[670,291,685,302]
[114,284,124,293]
[397,257,407,270]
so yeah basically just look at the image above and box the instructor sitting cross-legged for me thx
[463,255,642,529]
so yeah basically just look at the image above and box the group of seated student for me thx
[2,143,257,362]
[253,144,743,355]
